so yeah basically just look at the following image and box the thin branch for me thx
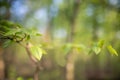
[34,65,40,80]
[25,43,38,64]
[25,43,41,80]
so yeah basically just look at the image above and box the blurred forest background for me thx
[0,0,120,80]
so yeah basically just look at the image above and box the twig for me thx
[18,42,41,80]
[34,65,40,80]
[25,42,40,80]
[25,43,38,64]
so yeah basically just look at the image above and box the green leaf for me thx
[36,33,42,36]
[41,49,47,54]
[92,46,101,55]
[88,48,93,54]
[107,45,118,56]
[17,77,24,80]
[3,40,13,48]
[26,35,30,41]
[73,44,86,52]
[62,43,72,54]
[4,28,21,36]
[30,46,43,61]
[4,30,15,36]
[76,47,82,52]
[98,40,104,48]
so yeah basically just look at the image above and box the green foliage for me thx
[107,45,118,56]
[60,39,119,57]
[92,46,101,55]
[0,20,42,47]
[29,43,46,61]
[1,0,120,79]
[62,43,72,54]
[88,40,118,56]
[98,40,105,48]
[62,43,85,55]
[17,77,24,80]
[3,40,13,48]
[0,20,45,61]
[90,40,105,55]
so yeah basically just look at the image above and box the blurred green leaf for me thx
[62,43,72,54]
[36,33,42,36]
[27,78,33,80]
[30,45,43,61]
[89,40,105,55]
[92,46,101,55]
[107,45,118,56]
[41,49,47,54]
[76,47,82,52]
[73,44,86,52]
[4,30,16,36]
[88,48,93,54]
[3,40,13,48]
[25,35,30,41]
[98,40,104,48]
[17,77,24,80]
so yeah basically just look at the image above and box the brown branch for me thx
[25,43,38,64]
[25,43,41,80]
[34,65,40,80]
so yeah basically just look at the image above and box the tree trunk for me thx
[0,44,5,80]
[66,51,76,80]
[0,0,12,79]
[65,1,80,80]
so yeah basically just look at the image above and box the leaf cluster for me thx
[89,40,118,56]
[0,20,41,47]
[60,40,118,56]
[0,20,45,61]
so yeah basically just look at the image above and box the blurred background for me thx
[0,0,120,80]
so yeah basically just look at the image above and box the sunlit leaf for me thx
[30,45,43,61]
[76,47,82,52]
[36,33,42,36]
[17,77,24,80]
[92,46,101,55]
[41,49,47,54]
[107,45,118,56]
[73,44,86,52]
[62,43,72,54]
[98,40,104,48]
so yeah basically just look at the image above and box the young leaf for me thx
[41,49,47,54]
[29,46,43,61]
[36,33,42,36]
[92,46,101,55]
[4,30,15,36]
[26,35,30,41]
[62,43,72,54]
[107,45,118,56]
[98,40,104,48]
